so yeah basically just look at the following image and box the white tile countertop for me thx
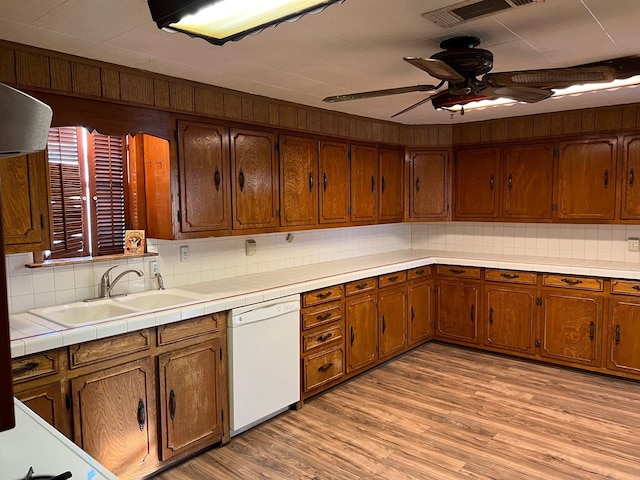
[9,249,640,358]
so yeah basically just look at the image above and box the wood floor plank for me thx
[153,343,640,479]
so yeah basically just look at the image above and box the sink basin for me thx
[112,289,205,311]
[29,301,140,328]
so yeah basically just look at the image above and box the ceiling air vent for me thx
[423,0,544,28]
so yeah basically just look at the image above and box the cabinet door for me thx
[350,144,378,223]
[608,297,640,374]
[502,143,554,220]
[345,293,378,373]
[71,358,157,477]
[378,286,407,360]
[485,286,536,355]
[540,291,602,366]
[231,128,279,230]
[158,340,224,460]
[378,147,404,222]
[14,382,71,439]
[409,149,448,219]
[407,280,433,346]
[1,151,51,253]
[621,135,640,219]
[435,280,479,344]
[557,137,617,220]
[319,141,350,224]
[279,134,318,227]
[454,147,499,219]
[177,121,230,233]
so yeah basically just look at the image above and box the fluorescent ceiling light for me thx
[148,0,344,45]
[442,75,640,112]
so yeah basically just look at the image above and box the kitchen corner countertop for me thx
[9,249,640,358]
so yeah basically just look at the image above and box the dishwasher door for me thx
[228,295,300,436]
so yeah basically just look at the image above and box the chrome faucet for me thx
[99,266,144,298]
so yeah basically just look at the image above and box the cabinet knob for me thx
[630,168,635,187]
[489,174,494,191]
[371,175,375,193]
[323,173,328,192]
[507,174,513,191]
[137,399,146,431]
[589,321,595,341]
[169,389,176,420]
[604,169,609,188]
[470,305,475,322]
[214,166,221,191]
[350,326,355,346]
[238,169,245,192]
[415,177,421,192]
[615,324,621,345]
[381,176,386,193]
[489,307,494,325]
[382,316,387,334]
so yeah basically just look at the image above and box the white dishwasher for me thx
[228,295,300,437]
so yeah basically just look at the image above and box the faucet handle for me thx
[101,265,119,286]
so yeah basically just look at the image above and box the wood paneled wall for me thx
[0,40,451,147]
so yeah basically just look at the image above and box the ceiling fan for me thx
[323,36,640,117]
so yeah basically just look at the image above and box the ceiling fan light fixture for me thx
[147,0,344,45]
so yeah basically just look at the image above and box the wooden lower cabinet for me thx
[158,339,225,460]
[378,285,407,360]
[484,285,537,355]
[540,290,602,366]
[345,293,378,373]
[71,357,158,478]
[407,280,433,346]
[14,382,72,439]
[435,280,479,344]
[608,297,640,375]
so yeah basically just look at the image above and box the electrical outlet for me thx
[149,261,158,276]
[628,238,640,253]
[245,239,257,256]
[180,245,189,262]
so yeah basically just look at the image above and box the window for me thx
[46,126,127,259]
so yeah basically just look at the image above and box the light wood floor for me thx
[152,343,640,479]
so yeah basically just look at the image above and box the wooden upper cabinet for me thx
[230,128,279,230]
[319,140,350,225]
[621,135,640,220]
[350,144,378,223]
[408,149,449,220]
[454,147,499,219]
[378,147,404,222]
[556,137,617,221]
[279,134,318,228]
[1,151,51,253]
[177,120,231,234]
[502,142,554,221]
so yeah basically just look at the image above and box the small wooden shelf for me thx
[25,252,158,268]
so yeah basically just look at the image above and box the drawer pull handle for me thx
[470,305,475,322]
[381,176,386,193]
[630,168,635,187]
[137,399,146,432]
[317,332,333,342]
[371,175,375,193]
[507,173,513,191]
[316,291,333,299]
[350,326,355,346]
[633,285,640,291]
[561,278,582,286]
[450,269,466,274]
[415,269,425,275]
[415,177,420,192]
[316,312,332,321]
[12,361,39,376]
[589,321,595,341]
[214,167,221,191]
[501,273,519,280]
[387,275,399,282]
[169,389,176,421]
[615,324,621,345]
[489,307,494,325]
[317,362,334,373]
[355,282,369,290]
[309,172,314,192]
[604,169,609,188]
[489,174,494,191]
[323,173,328,192]
[239,169,245,192]
[411,306,415,322]
[382,316,387,334]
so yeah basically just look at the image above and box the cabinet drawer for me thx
[542,274,603,291]
[436,265,481,279]
[303,346,344,392]
[485,269,537,285]
[345,277,377,295]
[302,324,343,353]
[378,271,407,288]
[157,314,223,346]
[302,302,342,330]
[611,280,640,296]
[303,285,343,307]
[12,351,60,384]
[68,329,152,369]
[407,266,430,281]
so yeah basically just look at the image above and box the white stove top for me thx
[1,399,117,480]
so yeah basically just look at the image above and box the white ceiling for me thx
[1,0,640,125]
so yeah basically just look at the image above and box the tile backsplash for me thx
[6,221,640,314]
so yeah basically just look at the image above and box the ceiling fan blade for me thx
[486,66,617,88]
[577,55,640,79]
[403,57,465,82]
[391,91,448,118]
[323,83,442,103]
[484,86,553,103]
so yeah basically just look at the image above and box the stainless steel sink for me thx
[29,300,140,328]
